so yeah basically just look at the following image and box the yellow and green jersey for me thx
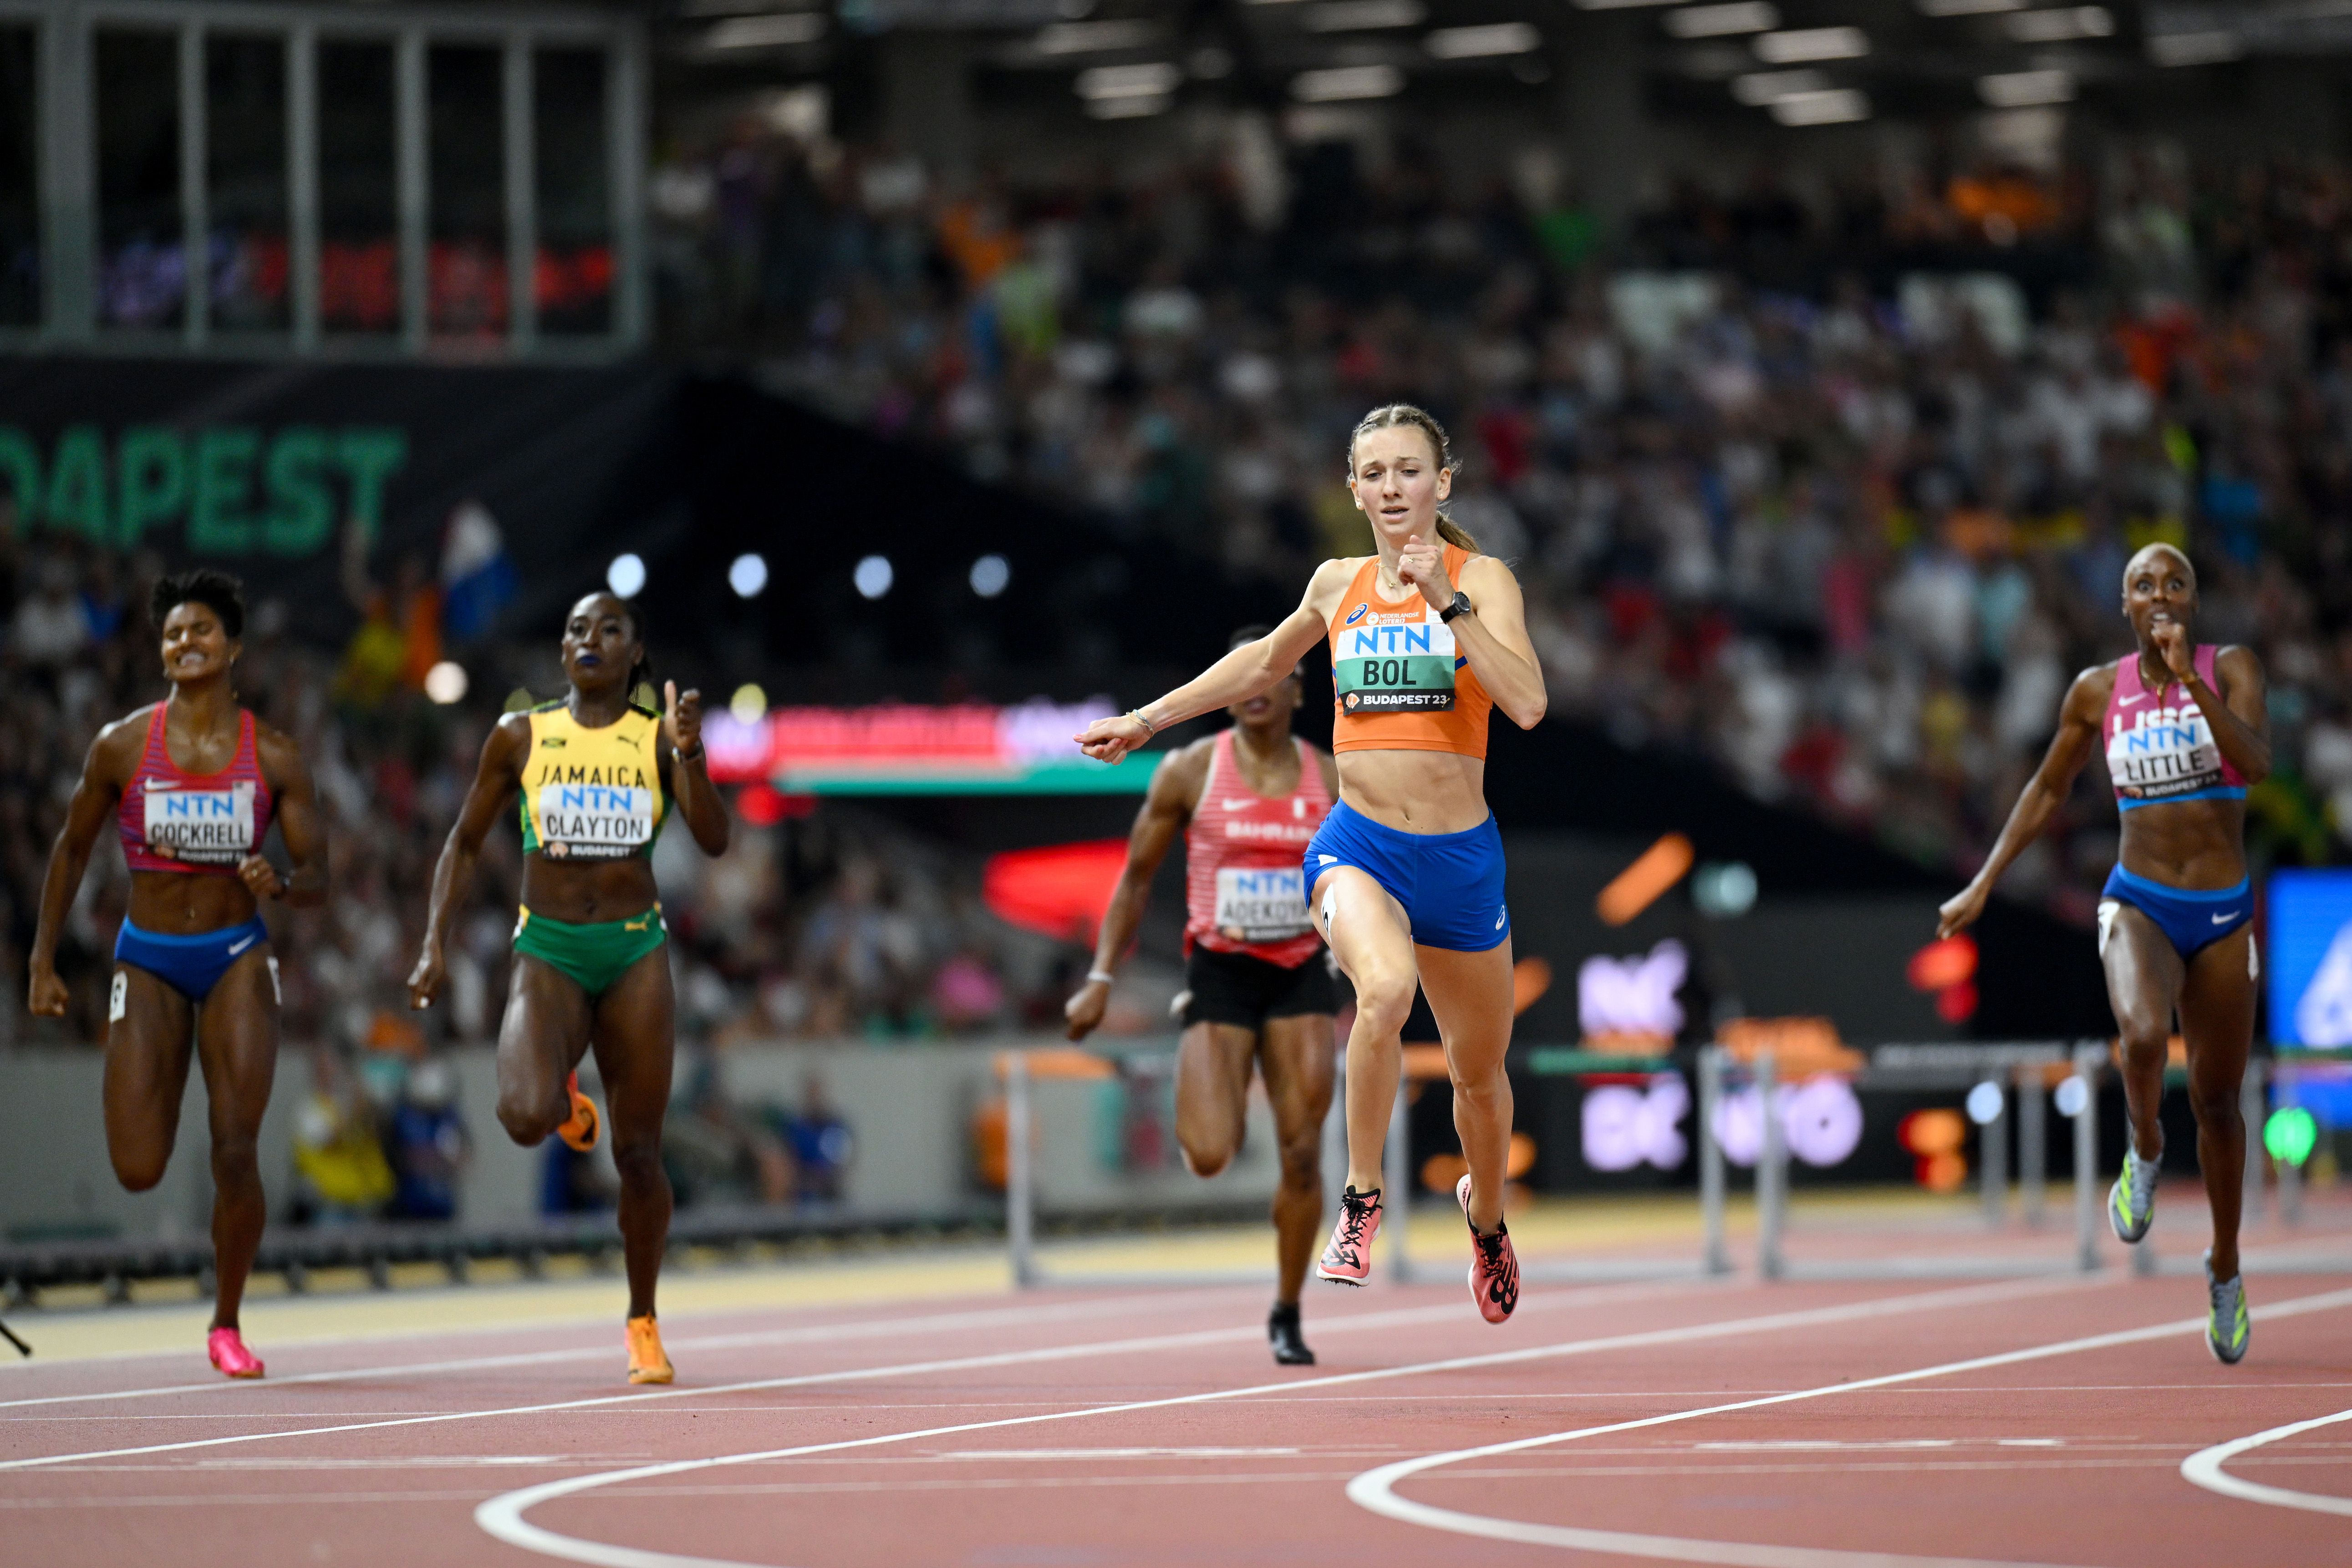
[517,699,667,861]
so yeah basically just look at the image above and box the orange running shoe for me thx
[1316,1185,1383,1285]
[626,1314,672,1385]
[557,1071,601,1153]
[207,1326,265,1379]
[1456,1174,1519,1324]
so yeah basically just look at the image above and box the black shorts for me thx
[1181,946,1336,1030]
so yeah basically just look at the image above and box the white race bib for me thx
[534,781,655,859]
[1213,865,1312,943]
[142,781,256,865]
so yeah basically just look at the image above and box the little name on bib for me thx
[143,782,256,865]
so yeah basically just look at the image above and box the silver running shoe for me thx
[2108,1146,2159,1243]
[2204,1249,2249,1365]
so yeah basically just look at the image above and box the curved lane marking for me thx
[2181,1405,2352,1518]
[1346,1285,2352,1568]
[473,1278,2087,1568]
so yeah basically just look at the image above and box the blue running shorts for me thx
[2098,865,2250,961]
[1303,799,1510,953]
[115,916,271,1002]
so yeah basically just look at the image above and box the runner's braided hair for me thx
[1347,404,1479,552]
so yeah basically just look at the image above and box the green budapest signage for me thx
[0,424,408,555]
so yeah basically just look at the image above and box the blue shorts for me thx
[115,917,271,1002]
[1303,799,1510,953]
[2099,866,2250,961]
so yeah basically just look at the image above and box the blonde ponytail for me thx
[1347,403,1479,552]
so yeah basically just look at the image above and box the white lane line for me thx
[0,1291,1198,1411]
[0,1286,1671,1472]
[468,1277,2087,1568]
[1345,1284,2352,1568]
[2180,1405,2352,1517]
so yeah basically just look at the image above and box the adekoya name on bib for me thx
[1214,866,1312,943]
[144,783,257,864]
[1335,615,1456,713]
[536,779,655,859]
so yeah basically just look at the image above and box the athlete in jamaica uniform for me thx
[408,592,729,1384]
[30,570,329,1380]
[1065,628,1338,1364]
[1940,544,2266,1364]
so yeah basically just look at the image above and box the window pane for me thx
[96,29,183,332]
[318,40,396,336]
[206,34,288,333]
[428,44,504,341]
[0,26,36,327]
[534,47,610,336]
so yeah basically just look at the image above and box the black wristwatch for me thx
[1439,591,1473,624]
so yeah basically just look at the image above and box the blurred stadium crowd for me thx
[649,123,2352,925]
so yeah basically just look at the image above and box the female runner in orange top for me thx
[1077,404,1547,1323]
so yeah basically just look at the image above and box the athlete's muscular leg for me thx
[1417,939,1517,1236]
[1173,1022,1257,1177]
[592,947,677,1321]
[102,966,196,1192]
[194,951,281,1331]
[1313,867,1416,1193]
[2180,926,2256,1281]
[1257,1013,1337,1304]
[495,954,594,1145]
[2103,904,2184,1165]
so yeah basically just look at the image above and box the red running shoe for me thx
[208,1326,265,1379]
[1456,1174,1518,1324]
[1316,1185,1383,1285]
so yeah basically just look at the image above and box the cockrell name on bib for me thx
[1333,616,1457,713]
[532,764,655,859]
[143,783,257,864]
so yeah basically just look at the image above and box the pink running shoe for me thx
[1317,1185,1383,1285]
[207,1326,265,1380]
[1456,1175,1518,1324]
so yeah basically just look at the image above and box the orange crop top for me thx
[1326,544,1493,759]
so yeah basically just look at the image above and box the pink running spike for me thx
[1316,1185,1383,1285]
[1457,1174,1519,1324]
[207,1326,265,1379]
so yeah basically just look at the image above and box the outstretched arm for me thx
[1074,560,1349,765]
[661,680,731,856]
[1065,744,1205,1040]
[246,728,329,909]
[1937,667,2108,938]
[28,724,136,1017]
[407,715,528,1008]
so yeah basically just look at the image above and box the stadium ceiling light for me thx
[1568,0,1680,9]
[1303,0,1424,32]
[700,12,825,48]
[424,661,468,706]
[1087,93,1171,118]
[853,555,894,599]
[1753,25,1868,63]
[2003,5,2113,42]
[1074,61,1184,98]
[1425,22,1542,57]
[1291,63,1406,100]
[1665,3,1779,40]
[1731,67,1824,105]
[607,553,646,598]
[971,554,1012,597]
[1979,67,2073,107]
[1768,86,1870,123]
[1033,20,1159,54]
[1916,0,2023,14]
[730,683,769,723]
[728,553,769,598]
[683,0,820,13]
[2148,29,2242,66]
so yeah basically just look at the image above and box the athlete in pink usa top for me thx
[2103,641,2250,810]
[117,703,276,872]
[1937,543,2268,1362]
[1184,728,1333,968]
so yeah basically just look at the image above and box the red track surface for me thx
[3,1269,2348,1567]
